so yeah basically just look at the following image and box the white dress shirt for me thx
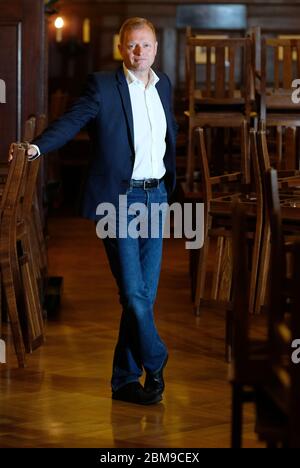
[123,65,167,180]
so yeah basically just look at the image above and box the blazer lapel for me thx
[155,79,172,143]
[116,68,135,156]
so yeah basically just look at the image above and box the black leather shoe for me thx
[144,355,168,396]
[112,382,162,405]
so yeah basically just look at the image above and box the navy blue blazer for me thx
[33,67,177,220]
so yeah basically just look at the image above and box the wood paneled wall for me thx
[0,0,47,161]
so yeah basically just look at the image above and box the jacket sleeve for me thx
[32,74,101,155]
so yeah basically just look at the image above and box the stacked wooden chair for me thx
[254,125,300,314]
[183,32,256,304]
[184,34,253,191]
[228,201,270,448]
[254,168,300,448]
[259,37,300,123]
[228,154,300,449]
[0,143,29,366]
[255,37,300,171]
[0,115,48,367]
[193,125,263,319]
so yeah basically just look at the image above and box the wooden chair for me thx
[255,168,300,448]
[0,116,36,187]
[228,201,270,448]
[193,124,263,318]
[16,116,46,352]
[23,115,48,291]
[185,36,253,189]
[259,37,300,123]
[0,116,47,365]
[254,126,300,314]
[0,144,29,367]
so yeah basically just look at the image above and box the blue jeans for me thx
[102,180,168,392]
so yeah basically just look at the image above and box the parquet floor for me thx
[0,217,264,448]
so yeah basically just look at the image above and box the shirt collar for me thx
[123,64,159,88]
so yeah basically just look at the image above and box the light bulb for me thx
[54,17,64,29]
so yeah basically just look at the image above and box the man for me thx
[19,17,177,405]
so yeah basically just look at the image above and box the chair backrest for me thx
[248,26,262,76]
[195,120,254,193]
[262,38,300,91]
[247,26,261,107]
[0,143,27,216]
[22,114,47,220]
[23,116,36,142]
[187,36,252,118]
[260,37,300,119]
[258,122,300,172]
[0,143,28,367]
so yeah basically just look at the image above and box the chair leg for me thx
[1,258,26,367]
[189,248,200,302]
[211,236,224,300]
[19,232,45,352]
[186,125,194,187]
[248,217,263,315]
[218,237,233,302]
[241,120,251,185]
[225,308,233,363]
[255,224,270,314]
[231,383,244,449]
[194,237,210,316]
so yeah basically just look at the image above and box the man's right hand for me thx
[8,144,38,162]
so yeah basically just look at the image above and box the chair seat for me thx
[210,193,257,217]
[194,88,243,103]
[185,110,246,127]
[266,113,300,126]
[266,89,300,111]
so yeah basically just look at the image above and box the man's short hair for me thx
[119,17,156,45]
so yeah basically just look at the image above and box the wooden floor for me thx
[0,217,264,448]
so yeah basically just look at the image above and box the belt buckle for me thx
[143,180,148,190]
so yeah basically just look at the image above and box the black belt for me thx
[130,177,164,189]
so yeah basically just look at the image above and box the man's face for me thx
[118,26,158,74]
